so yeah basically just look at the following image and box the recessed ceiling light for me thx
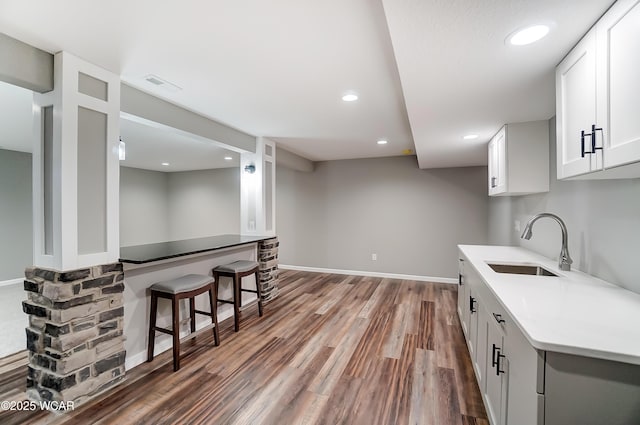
[508,25,550,46]
[463,134,479,140]
[342,93,358,102]
[377,140,388,145]
[161,162,170,166]
[224,156,232,160]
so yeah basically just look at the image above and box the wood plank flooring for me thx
[0,270,488,425]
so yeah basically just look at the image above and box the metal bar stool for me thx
[212,260,263,332]
[147,274,220,371]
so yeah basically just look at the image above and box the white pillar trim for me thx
[240,137,276,236]
[32,51,120,271]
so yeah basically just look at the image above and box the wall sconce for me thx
[244,164,256,174]
[118,137,126,161]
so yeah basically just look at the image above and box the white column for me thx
[240,137,276,235]
[32,51,120,271]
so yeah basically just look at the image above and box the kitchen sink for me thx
[487,263,558,277]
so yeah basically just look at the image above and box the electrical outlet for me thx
[371,253,377,261]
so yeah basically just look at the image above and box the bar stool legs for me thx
[208,283,220,344]
[213,261,263,332]
[147,274,220,372]
[148,294,158,363]
[171,296,180,371]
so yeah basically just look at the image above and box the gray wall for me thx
[120,166,240,246]
[489,117,640,294]
[168,168,240,240]
[0,149,32,280]
[277,156,489,279]
[119,167,170,247]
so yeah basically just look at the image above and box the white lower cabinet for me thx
[474,304,489,394]
[459,256,511,425]
[485,317,508,425]
[458,255,540,425]
[457,258,468,337]
[458,250,640,425]
[468,287,479,360]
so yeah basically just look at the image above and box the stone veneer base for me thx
[22,263,126,405]
[258,237,280,302]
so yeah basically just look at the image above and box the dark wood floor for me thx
[0,270,487,425]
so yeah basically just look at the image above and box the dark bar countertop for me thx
[119,234,272,264]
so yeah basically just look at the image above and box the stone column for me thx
[258,237,279,302]
[23,264,125,404]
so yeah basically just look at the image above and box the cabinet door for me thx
[597,0,640,169]
[504,319,541,425]
[468,288,479,360]
[474,304,489,394]
[485,319,508,425]
[457,258,468,336]
[488,127,506,195]
[556,30,597,179]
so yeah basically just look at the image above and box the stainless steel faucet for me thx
[521,213,573,271]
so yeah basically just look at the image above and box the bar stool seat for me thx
[147,274,220,371]
[213,260,263,332]
[151,274,215,294]
[215,260,260,274]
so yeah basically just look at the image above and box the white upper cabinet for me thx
[597,0,640,169]
[488,127,506,195]
[487,121,549,196]
[557,0,640,179]
[556,30,597,179]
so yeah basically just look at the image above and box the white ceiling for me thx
[0,0,613,167]
[382,0,613,168]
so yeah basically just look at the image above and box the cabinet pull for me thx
[492,344,499,368]
[492,313,505,324]
[469,296,477,314]
[591,124,603,154]
[490,176,497,188]
[458,273,463,286]
[496,351,506,376]
[492,344,506,375]
[581,125,604,158]
[581,130,590,157]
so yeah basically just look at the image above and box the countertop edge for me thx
[119,235,274,264]
[458,244,640,366]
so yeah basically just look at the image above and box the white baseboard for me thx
[0,278,22,288]
[279,264,457,284]
[125,308,236,371]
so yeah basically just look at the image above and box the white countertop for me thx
[458,245,640,366]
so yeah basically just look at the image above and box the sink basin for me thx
[487,263,558,277]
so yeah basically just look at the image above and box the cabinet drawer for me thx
[473,277,509,332]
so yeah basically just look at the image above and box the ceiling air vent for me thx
[143,74,182,92]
